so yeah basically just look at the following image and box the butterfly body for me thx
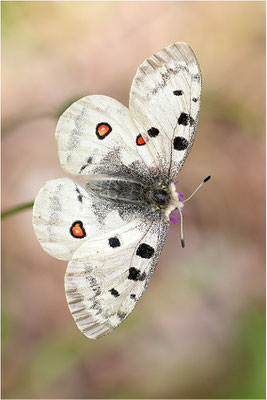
[86,174,178,212]
[33,42,201,338]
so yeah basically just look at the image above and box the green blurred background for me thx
[2,2,265,399]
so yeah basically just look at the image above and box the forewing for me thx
[32,178,136,261]
[129,42,201,180]
[56,95,160,178]
[65,217,169,339]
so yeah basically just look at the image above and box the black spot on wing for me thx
[178,112,190,126]
[109,288,120,297]
[109,237,120,248]
[130,294,136,300]
[147,127,159,138]
[192,97,198,102]
[136,243,154,259]
[173,90,183,96]
[128,267,146,281]
[173,136,189,151]
[117,311,127,320]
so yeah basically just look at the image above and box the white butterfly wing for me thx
[129,42,201,180]
[56,43,201,181]
[65,217,169,338]
[56,95,161,178]
[33,178,138,261]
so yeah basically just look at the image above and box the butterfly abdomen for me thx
[86,177,148,205]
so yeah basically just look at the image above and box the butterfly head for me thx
[153,187,170,207]
[152,182,183,217]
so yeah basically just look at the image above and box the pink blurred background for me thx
[2,2,265,399]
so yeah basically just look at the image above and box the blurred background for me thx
[2,2,265,399]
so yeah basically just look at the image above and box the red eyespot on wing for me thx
[136,134,146,146]
[98,124,109,134]
[70,221,86,238]
[96,122,112,140]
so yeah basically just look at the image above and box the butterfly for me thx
[32,42,202,339]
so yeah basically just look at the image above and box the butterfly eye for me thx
[96,122,112,140]
[136,134,146,146]
[70,221,86,238]
[154,188,170,206]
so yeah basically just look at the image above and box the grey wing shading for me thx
[32,178,142,261]
[65,216,169,338]
[129,42,201,180]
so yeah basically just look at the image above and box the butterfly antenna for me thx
[178,175,211,248]
[183,175,211,203]
[177,207,185,248]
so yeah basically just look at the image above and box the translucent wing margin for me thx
[65,217,169,339]
[129,42,201,180]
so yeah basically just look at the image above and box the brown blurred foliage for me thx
[2,2,265,399]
